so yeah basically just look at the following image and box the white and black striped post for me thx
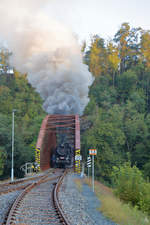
[89,149,97,192]
[87,156,91,179]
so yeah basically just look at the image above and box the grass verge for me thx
[84,178,150,225]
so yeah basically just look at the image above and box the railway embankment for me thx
[59,173,150,225]
[59,172,117,225]
[84,178,150,225]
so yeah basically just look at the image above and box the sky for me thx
[45,0,150,42]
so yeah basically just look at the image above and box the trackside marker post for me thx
[75,149,82,174]
[35,147,40,172]
[89,149,97,192]
[87,156,91,179]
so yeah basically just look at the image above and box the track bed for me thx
[3,170,70,225]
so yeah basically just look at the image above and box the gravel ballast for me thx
[0,190,22,224]
[59,173,117,225]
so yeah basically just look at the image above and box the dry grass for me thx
[84,178,150,225]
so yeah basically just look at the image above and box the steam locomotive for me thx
[51,143,73,168]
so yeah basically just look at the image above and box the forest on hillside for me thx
[0,71,46,178]
[81,22,150,182]
[0,22,150,185]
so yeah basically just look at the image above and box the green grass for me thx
[84,178,150,225]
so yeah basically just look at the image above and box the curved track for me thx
[3,169,70,225]
[0,171,52,195]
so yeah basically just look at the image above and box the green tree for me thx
[86,35,108,76]
[0,147,6,175]
[107,41,120,86]
[0,70,46,178]
[82,22,150,185]
[112,163,150,214]
[114,23,141,73]
[82,108,125,183]
[140,31,150,68]
[116,70,137,102]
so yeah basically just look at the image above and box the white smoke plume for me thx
[0,0,93,115]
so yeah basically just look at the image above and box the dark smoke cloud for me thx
[0,0,93,115]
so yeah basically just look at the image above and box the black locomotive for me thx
[51,143,73,168]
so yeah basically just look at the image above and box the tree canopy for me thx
[0,65,46,178]
[82,23,150,183]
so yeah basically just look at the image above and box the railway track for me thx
[3,169,70,225]
[0,170,53,195]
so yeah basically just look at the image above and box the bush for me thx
[112,163,150,215]
[138,183,150,214]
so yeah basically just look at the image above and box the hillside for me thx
[0,71,46,178]
[81,23,150,182]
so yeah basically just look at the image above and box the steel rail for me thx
[0,172,51,195]
[5,183,36,225]
[4,170,68,225]
[53,170,70,225]
[4,173,50,225]
[0,169,51,187]
[0,183,32,195]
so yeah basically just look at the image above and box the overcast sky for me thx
[45,0,150,42]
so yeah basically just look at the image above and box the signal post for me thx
[89,149,97,192]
